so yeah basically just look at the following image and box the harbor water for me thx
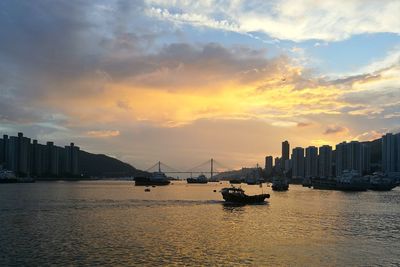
[1,181,399,266]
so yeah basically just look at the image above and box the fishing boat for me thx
[134,171,170,186]
[368,172,398,191]
[229,179,244,184]
[187,174,208,184]
[0,170,35,183]
[220,187,270,204]
[0,170,17,183]
[313,170,369,191]
[272,176,289,191]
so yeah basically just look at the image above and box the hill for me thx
[79,150,148,178]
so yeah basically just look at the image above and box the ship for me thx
[134,171,170,186]
[312,170,369,191]
[187,174,208,184]
[0,170,35,183]
[272,176,289,191]
[368,172,398,191]
[220,187,270,204]
[0,170,18,183]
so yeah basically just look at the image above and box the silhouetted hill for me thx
[79,150,147,178]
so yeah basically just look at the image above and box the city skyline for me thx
[2,130,399,178]
[1,1,399,170]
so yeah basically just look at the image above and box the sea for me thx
[0,181,399,266]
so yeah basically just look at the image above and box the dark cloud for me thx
[297,122,312,127]
[324,125,348,135]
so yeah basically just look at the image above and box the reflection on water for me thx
[0,181,399,266]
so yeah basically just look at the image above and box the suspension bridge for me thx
[144,158,234,180]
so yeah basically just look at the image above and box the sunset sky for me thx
[1,0,399,171]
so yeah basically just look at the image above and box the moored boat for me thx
[312,170,369,191]
[229,179,244,184]
[0,170,35,183]
[187,174,208,184]
[220,187,270,204]
[368,172,398,191]
[272,176,289,191]
[134,171,170,186]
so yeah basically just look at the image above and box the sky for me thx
[0,0,399,171]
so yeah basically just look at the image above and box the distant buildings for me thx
[335,141,371,176]
[263,131,400,180]
[318,145,332,178]
[265,156,273,176]
[305,146,318,178]
[382,133,400,173]
[291,147,304,179]
[282,140,290,162]
[0,132,80,177]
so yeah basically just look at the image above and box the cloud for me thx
[297,122,312,128]
[324,125,349,135]
[0,0,399,168]
[86,130,121,138]
[353,130,384,142]
[145,0,400,42]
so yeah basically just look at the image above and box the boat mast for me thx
[158,161,161,172]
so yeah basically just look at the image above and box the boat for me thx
[0,170,35,183]
[272,176,289,191]
[302,177,312,187]
[187,174,208,184]
[220,187,270,204]
[313,170,369,191]
[368,172,398,191]
[0,170,18,183]
[134,171,170,186]
[229,179,244,184]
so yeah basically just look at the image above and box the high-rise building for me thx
[347,141,362,174]
[292,147,304,179]
[282,140,290,162]
[305,146,318,178]
[360,143,371,175]
[264,156,273,176]
[284,159,291,173]
[335,141,370,176]
[274,157,281,172]
[6,133,31,176]
[65,143,80,175]
[382,133,400,173]
[319,145,332,178]
[31,140,44,177]
[45,142,59,176]
[0,135,8,167]
[335,142,348,176]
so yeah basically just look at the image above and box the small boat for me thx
[0,170,35,183]
[229,179,243,184]
[134,171,170,186]
[368,172,398,191]
[272,177,289,191]
[187,174,208,184]
[302,177,312,187]
[220,187,270,204]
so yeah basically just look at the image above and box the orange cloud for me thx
[86,130,120,138]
